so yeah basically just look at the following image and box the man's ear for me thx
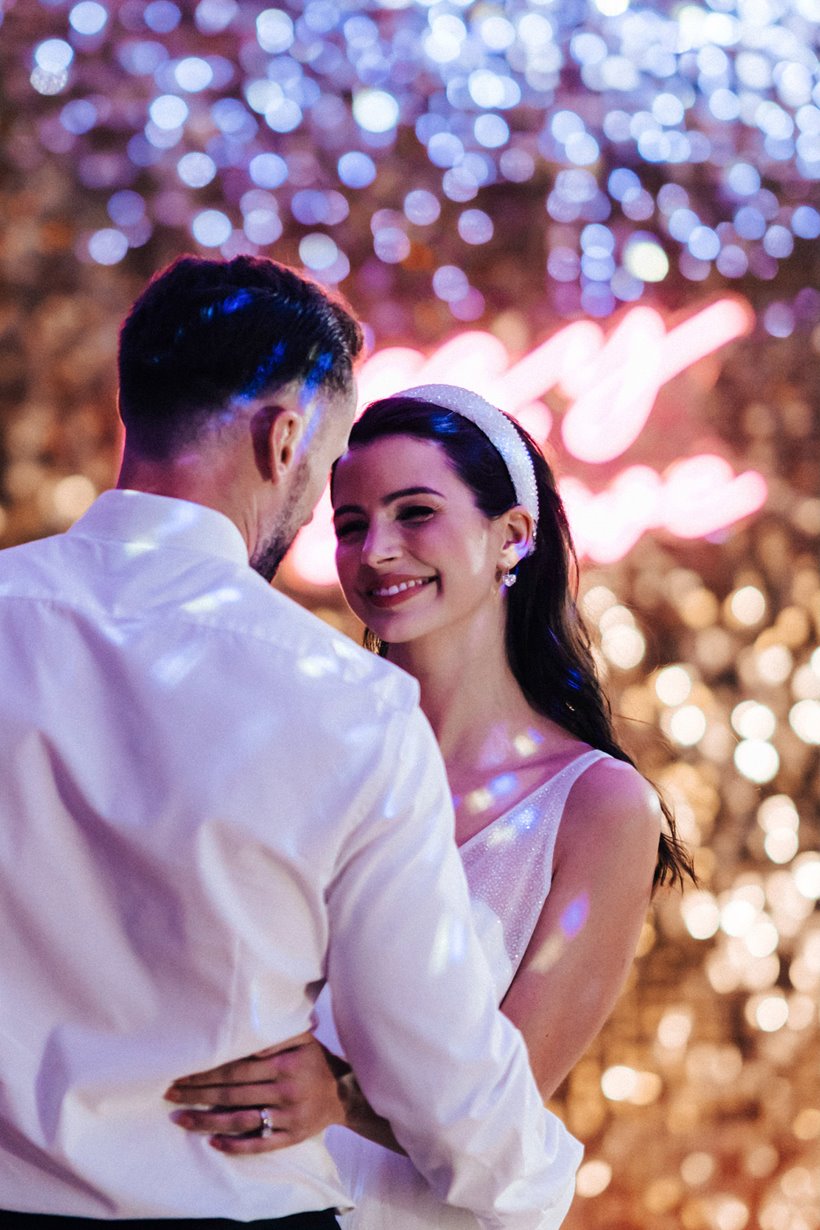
[250,405,305,483]
[497,507,535,572]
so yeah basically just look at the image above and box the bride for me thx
[166,385,692,1226]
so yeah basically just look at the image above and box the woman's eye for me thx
[398,505,435,522]
[334,520,366,540]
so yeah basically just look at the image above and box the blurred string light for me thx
[8,0,819,321]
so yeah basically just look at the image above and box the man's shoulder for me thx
[248,586,421,714]
[0,529,421,717]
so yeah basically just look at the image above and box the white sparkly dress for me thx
[319,748,608,1230]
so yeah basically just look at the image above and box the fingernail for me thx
[209,1137,225,1151]
[169,1111,194,1128]
[164,1089,182,1101]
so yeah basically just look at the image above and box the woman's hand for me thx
[164,1032,350,1155]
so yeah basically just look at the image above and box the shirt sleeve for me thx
[325,702,582,1230]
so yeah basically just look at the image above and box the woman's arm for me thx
[501,757,660,1097]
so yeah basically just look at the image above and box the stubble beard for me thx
[249,530,291,583]
[250,457,310,583]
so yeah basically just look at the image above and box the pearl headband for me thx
[400,384,539,535]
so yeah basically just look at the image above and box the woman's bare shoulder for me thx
[557,753,662,856]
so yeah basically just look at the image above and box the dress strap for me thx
[558,747,610,784]
[533,747,609,817]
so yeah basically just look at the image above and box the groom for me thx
[0,256,578,1228]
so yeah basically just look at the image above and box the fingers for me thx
[166,1042,331,1105]
[171,1107,282,1136]
[165,1033,348,1142]
[168,1032,315,1090]
[169,1105,317,1154]
[166,1081,286,1107]
[209,1132,296,1155]
[168,1058,282,1089]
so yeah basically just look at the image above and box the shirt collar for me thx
[68,490,251,568]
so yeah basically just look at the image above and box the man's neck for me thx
[116,453,254,556]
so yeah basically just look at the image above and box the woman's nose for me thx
[361,520,400,565]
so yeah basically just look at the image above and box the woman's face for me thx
[332,434,509,646]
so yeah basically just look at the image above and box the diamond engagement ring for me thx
[258,1107,274,1138]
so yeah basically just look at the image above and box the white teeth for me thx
[372,578,431,598]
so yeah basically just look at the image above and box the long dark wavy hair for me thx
[335,394,694,892]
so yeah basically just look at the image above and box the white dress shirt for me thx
[0,490,579,1226]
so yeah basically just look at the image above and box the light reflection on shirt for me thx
[181,587,243,615]
[298,653,342,679]
[120,497,222,555]
[122,540,155,557]
[429,915,469,976]
[152,644,207,688]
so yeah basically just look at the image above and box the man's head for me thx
[118,254,362,459]
[116,255,363,577]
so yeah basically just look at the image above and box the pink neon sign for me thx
[284,297,766,587]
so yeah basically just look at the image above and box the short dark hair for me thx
[337,395,694,891]
[118,255,363,458]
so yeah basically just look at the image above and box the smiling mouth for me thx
[367,577,436,602]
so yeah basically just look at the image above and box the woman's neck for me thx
[388,608,532,773]
[386,608,583,840]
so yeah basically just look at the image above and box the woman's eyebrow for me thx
[333,486,445,518]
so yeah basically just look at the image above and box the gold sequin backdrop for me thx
[1,3,819,1228]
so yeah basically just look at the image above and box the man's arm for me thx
[325,702,582,1230]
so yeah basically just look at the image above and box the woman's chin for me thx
[360,612,420,646]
